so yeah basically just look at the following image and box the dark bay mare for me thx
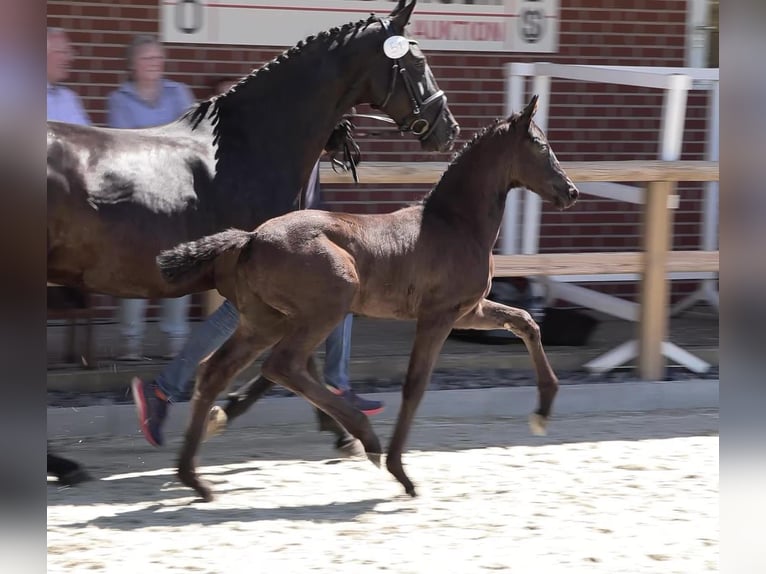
[47,0,458,298]
[45,0,458,473]
[155,96,579,501]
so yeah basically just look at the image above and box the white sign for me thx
[162,0,559,53]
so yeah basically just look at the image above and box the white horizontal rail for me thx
[507,62,693,90]
[506,63,717,90]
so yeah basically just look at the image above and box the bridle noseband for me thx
[374,18,448,142]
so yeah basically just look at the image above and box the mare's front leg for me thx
[204,374,274,440]
[453,299,558,435]
[387,317,456,497]
[178,326,269,502]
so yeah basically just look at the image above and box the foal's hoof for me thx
[367,452,382,469]
[197,486,214,503]
[406,485,417,498]
[335,436,366,458]
[204,406,228,441]
[529,413,548,436]
[178,469,214,503]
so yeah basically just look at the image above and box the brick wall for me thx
[47,0,714,312]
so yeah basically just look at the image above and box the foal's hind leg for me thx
[261,332,382,466]
[306,354,358,452]
[454,299,558,435]
[209,355,357,454]
[177,325,277,502]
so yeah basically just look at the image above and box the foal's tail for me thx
[157,229,253,284]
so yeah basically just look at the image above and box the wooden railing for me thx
[320,160,719,185]
[320,160,720,380]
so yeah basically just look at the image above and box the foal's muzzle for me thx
[554,181,580,210]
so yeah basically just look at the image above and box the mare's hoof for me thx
[367,452,382,468]
[406,486,417,498]
[529,413,548,436]
[58,467,92,487]
[204,406,228,441]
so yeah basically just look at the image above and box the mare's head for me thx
[505,95,578,210]
[362,0,459,151]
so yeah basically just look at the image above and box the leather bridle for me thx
[371,18,448,142]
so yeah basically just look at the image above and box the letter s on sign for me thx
[519,1,545,44]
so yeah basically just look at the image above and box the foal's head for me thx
[506,96,579,210]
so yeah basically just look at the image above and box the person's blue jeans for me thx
[119,295,191,356]
[323,313,353,393]
[155,300,353,400]
[155,300,239,401]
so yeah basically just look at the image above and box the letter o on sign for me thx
[176,0,203,34]
[519,2,546,44]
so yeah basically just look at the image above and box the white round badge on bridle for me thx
[384,35,410,60]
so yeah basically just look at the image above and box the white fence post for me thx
[501,67,527,255]
[522,74,551,256]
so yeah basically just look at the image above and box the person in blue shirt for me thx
[47,27,90,126]
[106,35,195,361]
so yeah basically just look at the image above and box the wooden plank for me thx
[320,160,719,185]
[491,250,719,277]
[638,181,675,380]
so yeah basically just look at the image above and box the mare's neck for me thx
[190,34,373,223]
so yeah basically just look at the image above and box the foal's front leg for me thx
[453,299,558,435]
[387,317,456,497]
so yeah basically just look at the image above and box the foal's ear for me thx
[508,94,539,129]
[390,0,417,29]
[519,94,539,125]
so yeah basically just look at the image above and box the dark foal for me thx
[157,96,578,501]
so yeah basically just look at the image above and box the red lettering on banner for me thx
[412,20,504,42]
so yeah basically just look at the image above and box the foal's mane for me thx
[420,113,520,204]
[183,13,382,145]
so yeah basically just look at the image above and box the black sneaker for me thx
[338,389,384,416]
[131,377,170,447]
